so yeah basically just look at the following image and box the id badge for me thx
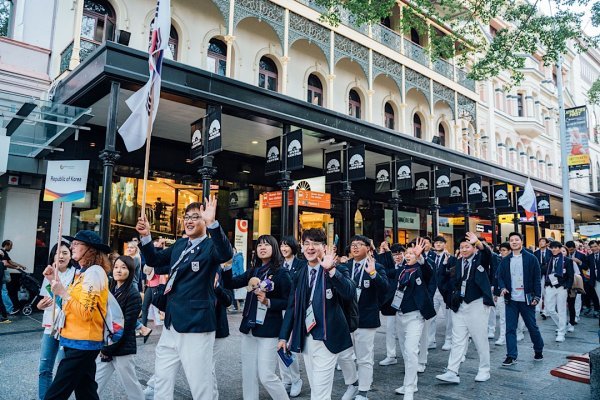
[256,302,268,325]
[549,273,559,286]
[305,304,316,333]
[356,288,362,302]
[460,280,467,297]
[515,274,524,290]
[391,290,404,310]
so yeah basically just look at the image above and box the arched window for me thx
[81,0,116,44]
[307,74,323,106]
[148,21,179,61]
[413,114,422,139]
[349,89,361,119]
[0,0,13,37]
[381,16,391,28]
[410,28,420,45]
[259,56,278,91]
[384,102,395,129]
[437,123,446,146]
[207,38,227,76]
[517,93,524,117]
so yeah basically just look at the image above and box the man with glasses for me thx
[338,235,388,400]
[136,195,233,400]
[278,229,355,400]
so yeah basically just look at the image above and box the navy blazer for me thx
[283,257,306,276]
[279,263,355,354]
[534,248,552,275]
[392,260,435,319]
[347,260,389,329]
[435,253,457,307]
[223,266,291,338]
[140,225,233,333]
[542,255,575,289]
[376,251,399,316]
[571,250,587,272]
[585,252,600,282]
[214,270,233,339]
[497,250,542,302]
[450,246,494,311]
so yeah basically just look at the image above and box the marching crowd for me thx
[6,194,600,400]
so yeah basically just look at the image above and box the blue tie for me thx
[309,268,317,289]
[354,263,361,279]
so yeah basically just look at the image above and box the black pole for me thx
[340,181,354,251]
[99,81,120,246]
[491,209,498,248]
[199,155,216,202]
[278,171,293,238]
[533,215,540,244]
[430,196,440,238]
[513,213,520,233]
[390,190,400,244]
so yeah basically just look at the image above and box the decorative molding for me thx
[334,34,369,79]
[234,0,285,49]
[405,67,431,106]
[288,12,331,67]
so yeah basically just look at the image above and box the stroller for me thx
[14,269,42,316]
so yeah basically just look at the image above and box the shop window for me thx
[413,114,422,139]
[148,20,179,61]
[517,93,524,117]
[384,102,395,129]
[259,56,278,91]
[307,74,323,106]
[81,0,116,44]
[349,89,361,119]
[0,0,12,37]
[437,123,446,146]
[207,38,227,76]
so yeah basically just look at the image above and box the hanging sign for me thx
[286,129,304,171]
[565,106,590,171]
[375,162,392,193]
[537,195,551,216]
[467,177,482,203]
[325,150,343,184]
[190,118,203,163]
[395,159,412,191]
[479,185,490,207]
[265,137,281,176]
[435,167,451,198]
[414,171,430,199]
[493,184,510,208]
[449,179,463,203]
[44,160,90,202]
[205,104,222,155]
[347,145,366,181]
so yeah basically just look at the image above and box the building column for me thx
[69,0,85,70]
[327,74,335,109]
[224,35,235,78]
[281,9,290,95]
[525,92,535,117]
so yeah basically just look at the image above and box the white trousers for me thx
[418,318,430,365]
[444,309,453,345]
[575,293,582,318]
[396,311,424,394]
[596,282,600,305]
[545,286,568,336]
[241,333,289,400]
[494,298,524,339]
[154,327,215,400]
[304,336,338,400]
[279,311,301,385]
[536,278,546,315]
[446,298,491,375]
[428,290,445,345]
[95,354,144,400]
[213,338,225,400]
[383,315,397,358]
[338,328,377,391]
[488,304,496,335]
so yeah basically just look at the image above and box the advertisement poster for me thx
[234,219,249,300]
[43,160,90,202]
[565,106,590,171]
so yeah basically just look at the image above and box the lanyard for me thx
[397,266,417,290]
[352,261,366,288]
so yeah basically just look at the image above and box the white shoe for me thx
[428,342,437,349]
[567,324,575,333]
[475,371,491,382]
[417,363,426,373]
[341,385,359,400]
[516,333,524,342]
[495,339,505,346]
[436,370,460,384]
[460,355,466,363]
[555,335,565,342]
[575,316,580,323]
[442,342,452,351]
[355,395,368,400]
[290,379,302,397]
[379,357,397,366]
[143,386,154,400]
[394,386,419,394]
[336,363,341,371]
[487,332,495,339]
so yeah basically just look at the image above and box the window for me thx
[349,89,361,119]
[168,26,179,61]
[307,74,323,106]
[413,114,422,139]
[259,56,278,91]
[384,103,395,129]
[381,17,391,29]
[438,123,446,146]
[410,28,421,45]
[489,25,498,38]
[81,0,116,44]
[0,0,12,37]
[517,93,524,117]
[207,38,227,76]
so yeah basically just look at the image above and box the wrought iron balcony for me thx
[371,23,402,52]
[403,39,429,67]
[59,38,101,75]
[433,58,453,80]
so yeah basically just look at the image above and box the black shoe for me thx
[534,352,543,361]
[8,309,20,316]
[541,314,547,320]
[0,317,11,324]
[502,356,517,366]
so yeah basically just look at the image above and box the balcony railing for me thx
[371,23,402,52]
[457,68,476,91]
[433,58,453,80]
[59,38,101,75]
[404,39,429,67]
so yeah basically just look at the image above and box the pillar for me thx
[69,0,85,70]
[340,182,354,252]
[224,35,235,78]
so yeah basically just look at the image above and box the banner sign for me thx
[435,167,451,198]
[44,160,90,202]
[479,185,490,207]
[265,137,281,176]
[234,219,249,299]
[395,159,412,191]
[565,106,590,171]
[493,184,510,208]
[205,104,222,155]
[467,177,482,203]
[286,129,304,171]
[414,171,430,199]
[537,194,551,216]
[261,190,331,209]
[325,151,343,183]
[190,118,203,163]
[449,179,463,203]
[375,162,392,193]
[347,145,366,181]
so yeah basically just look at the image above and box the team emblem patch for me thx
[326,289,333,299]
[191,261,200,272]
[416,277,422,285]
[364,280,370,288]
[477,265,484,272]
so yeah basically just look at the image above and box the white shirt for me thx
[510,254,525,302]
[40,267,76,334]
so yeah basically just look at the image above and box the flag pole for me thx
[51,201,65,329]
[140,85,155,217]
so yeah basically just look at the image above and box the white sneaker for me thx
[428,342,437,349]
[143,386,154,400]
[495,339,505,346]
[487,332,495,339]
[336,363,341,371]
[417,363,426,373]
[567,324,575,333]
[460,355,466,363]
[442,342,452,351]
[355,395,368,400]
[436,370,460,384]
[379,357,397,366]
[290,379,302,397]
[341,385,359,400]
[555,335,565,342]
[475,371,491,382]
[516,333,524,342]
[395,386,419,394]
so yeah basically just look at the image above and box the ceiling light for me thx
[89,142,96,147]
[251,140,258,144]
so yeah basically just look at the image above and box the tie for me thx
[285,262,290,270]
[462,259,470,280]
[309,268,317,289]
[540,252,544,264]
[436,255,442,269]
[353,263,361,280]
[185,240,193,251]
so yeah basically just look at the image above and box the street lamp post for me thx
[556,57,574,241]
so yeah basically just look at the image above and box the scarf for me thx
[398,265,418,290]
[548,254,564,278]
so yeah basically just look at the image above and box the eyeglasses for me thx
[302,241,323,248]
[183,214,201,222]
[71,241,86,248]
[350,242,366,248]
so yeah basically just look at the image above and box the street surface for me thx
[0,309,597,399]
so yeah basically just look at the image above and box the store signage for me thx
[414,171,430,199]
[375,162,392,193]
[467,177,482,203]
[235,219,249,273]
[229,188,252,210]
[395,159,412,191]
[292,177,325,193]
[479,185,490,207]
[426,215,453,234]
[190,118,203,163]
[325,151,343,183]
[261,190,331,209]
[449,179,463,203]
[520,215,545,223]
[536,194,551,216]
[435,167,451,198]
[384,209,420,230]
[265,137,281,176]
[347,145,366,181]
[205,104,222,155]
[493,184,510,208]
[579,225,600,237]
[565,106,590,171]
[286,129,304,171]
[43,160,90,202]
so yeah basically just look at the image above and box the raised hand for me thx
[365,255,376,274]
[136,215,151,237]
[201,194,218,226]
[43,264,55,279]
[379,241,390,254]
[466,231,479,245]
[319,246,338,271]
[413,238,425,257]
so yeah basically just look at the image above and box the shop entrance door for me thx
[297,210,335,245]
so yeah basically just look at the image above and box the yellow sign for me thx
[447,217,465,225]
[498,214,514,223]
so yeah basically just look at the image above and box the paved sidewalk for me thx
[0,309,597,399]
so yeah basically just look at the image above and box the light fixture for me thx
[251,140,258,144]
[89,142,96,147]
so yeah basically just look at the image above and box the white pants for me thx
[279,311,301,385]
[304,336,338,400]
[383,315,397,358]
[444,309,453,345]
[213,338,225,400]
[418,318,430,365]
[536,278,546,315]
[494,298,525,339]
[241,333,289,400]
[396,311,424,394]
[338,328,377,391]
[596,282,600,305]
[95,354,144,400]
[545,286,568,336]
[154,327,215,400]
[447,298,491,375]
[575,293,582,318]
[428,290,445,345]
[487,304,496,335]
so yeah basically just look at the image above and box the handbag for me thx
[570,273,585,296]
[150,284,167,312]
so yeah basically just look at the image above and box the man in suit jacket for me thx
[436,232,494,384]
[584,240,600,316]
[533,237,552,317]
[338,235,388,400]
[136,195,233,400]
[543,241,575,342]
[278,228,355,400]
[497,232,544,366]
[428,236,456,351]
